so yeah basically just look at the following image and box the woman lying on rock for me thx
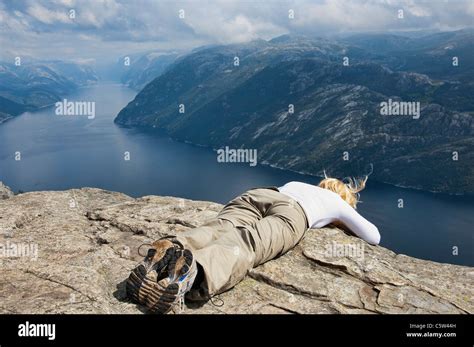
[126,177,381,314]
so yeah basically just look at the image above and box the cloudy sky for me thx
[1,0,473,64]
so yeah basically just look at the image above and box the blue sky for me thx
[1,0,473,63]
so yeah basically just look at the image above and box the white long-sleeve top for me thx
[278,181,380,245]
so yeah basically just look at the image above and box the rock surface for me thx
[0,187,472,314]
[0,182,13,200]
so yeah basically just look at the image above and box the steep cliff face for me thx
[115,33,474,194]
[0,185,472,314]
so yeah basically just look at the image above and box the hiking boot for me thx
[126,237,197,314]
[126,238,176,303]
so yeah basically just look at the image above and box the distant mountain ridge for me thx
[0,61,98,123]
[115,31,474,194]
[119,52,179,91]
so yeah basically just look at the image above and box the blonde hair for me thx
[318,175,367,209]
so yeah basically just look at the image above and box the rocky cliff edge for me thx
[0,185,472,314]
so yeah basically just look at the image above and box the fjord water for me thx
[0,83,472,266]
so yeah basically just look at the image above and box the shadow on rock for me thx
[114,279,148,314]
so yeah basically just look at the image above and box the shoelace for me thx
[137,235,183,257]
[137,242,153,257]
[210,296,224,307]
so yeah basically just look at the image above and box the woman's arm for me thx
[335,201,381,245]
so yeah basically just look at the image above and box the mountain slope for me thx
[0,61,98,122]
[342,29,474,82]
[115,33,474,194]
[120,52,178,91]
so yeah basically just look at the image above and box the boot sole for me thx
[126,240,193,314]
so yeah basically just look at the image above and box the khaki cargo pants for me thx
[175,187,308,299]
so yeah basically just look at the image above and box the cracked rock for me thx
[0,187,472,314]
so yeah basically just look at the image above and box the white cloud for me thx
[185,12,287,43]
[26,3,71,24]
[52,0,76,6]
[0,0,472,62]
[291,0,421,33]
